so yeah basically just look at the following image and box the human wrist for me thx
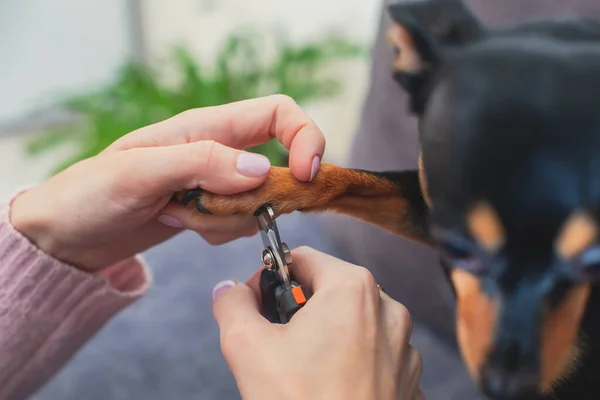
[9,187,93,272]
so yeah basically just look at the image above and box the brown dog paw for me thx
[172,163,429,244]
[174,164,346,217]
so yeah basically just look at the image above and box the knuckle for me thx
[352,266,378,291]
[338,266,378,300]
[177,108,200,123]
[193,140,218,173]
[220,325,248,361]
[293,245,315,258]
[272,93,297,108]
[173,110,201,142]
[291,246,319,264]
[395,302,413,335]
[203,234,228,246]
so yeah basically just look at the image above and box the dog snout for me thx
[480,341,539,400]
[480,363,539,400]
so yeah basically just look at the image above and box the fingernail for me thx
[212,280,236,302]
[310,155,321,181]
[236,153,271,177]
[158,215,183,228]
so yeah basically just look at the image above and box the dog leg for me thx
[174,163,431,245]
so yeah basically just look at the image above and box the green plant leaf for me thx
[25,29,365,174]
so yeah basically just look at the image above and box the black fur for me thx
[365,170,430,237]
[387,0,600,398]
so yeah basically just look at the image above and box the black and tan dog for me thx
[176,1,600,398]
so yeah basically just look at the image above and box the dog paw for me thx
[172,163,429,244]
[174,163,363,217]
[178,187,282,216]
[174,166,338,217]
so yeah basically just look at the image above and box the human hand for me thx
[10,95,325,271]
[212,247,424,400]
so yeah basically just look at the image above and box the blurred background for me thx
[1,1,411,399]
[4,2,597,400]
[0,0,379,197]
[0,1,503,399]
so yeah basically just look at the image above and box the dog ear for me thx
[387,0,485,114]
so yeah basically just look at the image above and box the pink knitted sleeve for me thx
[0,199,151,400]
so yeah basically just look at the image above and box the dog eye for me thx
[571,246,600,282]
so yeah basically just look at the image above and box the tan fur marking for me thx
[467,202,505,252]
[451,269,498,378]
[386,23,422,73]
[540,284,590,393]
[418,152,431,208]
[555,211,598,260]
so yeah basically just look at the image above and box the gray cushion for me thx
[32,214,483,399]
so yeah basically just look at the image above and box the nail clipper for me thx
[255,205,311,323]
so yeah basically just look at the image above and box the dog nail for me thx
[181,188,203,205]
[195,201,212,214]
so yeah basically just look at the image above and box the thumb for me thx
[114,141,271,195]
[212,280,269,340]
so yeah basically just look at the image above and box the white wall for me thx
[139,0,382,163]
[0,0,382,199]
[140,0,380,61]
[0,0,132,125]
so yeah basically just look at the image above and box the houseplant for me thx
[26,30,364,174]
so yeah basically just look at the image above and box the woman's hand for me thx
[10,95,325,271]
[212,247,424,400]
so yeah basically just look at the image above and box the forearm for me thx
[0,194,150,400]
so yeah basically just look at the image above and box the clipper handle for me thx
[259,269,282,323]
[259,269,311,324]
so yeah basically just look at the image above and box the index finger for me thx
[109,95,326,182]
[288,246,367,293]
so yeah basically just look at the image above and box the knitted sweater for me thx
[0,195,150,400]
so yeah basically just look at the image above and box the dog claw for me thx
[179,188,212,214]
[181,188,203,205]
[195,202,212,214]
